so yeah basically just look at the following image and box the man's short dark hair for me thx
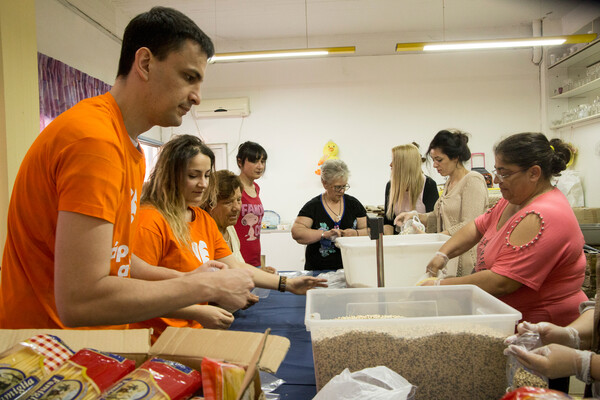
[117,6,215,77]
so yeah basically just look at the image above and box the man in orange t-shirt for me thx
[0,7,255,329]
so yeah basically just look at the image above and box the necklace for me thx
[323,195,342,222]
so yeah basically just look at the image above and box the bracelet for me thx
[435,251,449,266]
[321,231,325,240]
[278,275,287,292]
[355,229,359,236]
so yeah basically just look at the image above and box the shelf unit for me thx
[547,39,600,130]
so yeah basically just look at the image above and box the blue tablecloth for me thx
[231,286,316,399]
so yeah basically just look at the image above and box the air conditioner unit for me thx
[193,97,250,118]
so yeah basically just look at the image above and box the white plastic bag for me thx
[398,215,425,235]
[312,366,416,400]
[553,170,584,207]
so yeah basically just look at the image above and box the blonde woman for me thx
[131,135,326,341]
[383,144,439,235]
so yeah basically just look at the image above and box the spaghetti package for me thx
[500,386,573,399]
[101,358,202,400]
[201,358,248,400]
[0,334,74,400]
[25,349,135,400]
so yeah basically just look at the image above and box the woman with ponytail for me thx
[421,133,587,331]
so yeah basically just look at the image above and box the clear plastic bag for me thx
[397,215,425,235]
[259,371,285,400]
[315,269,346,289]
[313,366,416,400]
[506,332,549,391]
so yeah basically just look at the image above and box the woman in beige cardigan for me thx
[396,129,488,277]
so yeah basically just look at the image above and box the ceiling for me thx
[63,0,598,57]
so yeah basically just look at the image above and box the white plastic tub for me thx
[305,285,522,399]
[335,234,450,288]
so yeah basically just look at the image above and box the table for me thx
[231,285,316,399]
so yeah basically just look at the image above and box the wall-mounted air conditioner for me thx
[193,97,250,118]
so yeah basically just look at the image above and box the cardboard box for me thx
[573,207,600,224]
[0,327,290,400]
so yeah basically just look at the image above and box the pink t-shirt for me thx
[474,188,587,326]
[234,182,264,266]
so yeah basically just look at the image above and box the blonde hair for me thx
[142,135,216,246]
[386,144,424,219]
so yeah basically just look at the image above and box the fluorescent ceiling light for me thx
[396,34,597,52]
[210,47,355,63]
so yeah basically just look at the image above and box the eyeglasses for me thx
[332,184,350,192]
[492,169,525,182]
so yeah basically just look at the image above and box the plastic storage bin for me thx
[335,234,450,288]
[305,285,522,400]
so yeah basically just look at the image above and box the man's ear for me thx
[133,47,152,81]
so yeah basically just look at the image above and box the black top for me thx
[383,176,439,233]
[297,194,367,270]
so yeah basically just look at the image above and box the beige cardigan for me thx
[426,171,489,276]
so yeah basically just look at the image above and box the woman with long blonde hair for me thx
[132,135,326,341]
[384,144,438,235]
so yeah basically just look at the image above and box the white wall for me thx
[35,0,162,142]
[165,50,541,223]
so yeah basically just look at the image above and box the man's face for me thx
[147,39,208,127]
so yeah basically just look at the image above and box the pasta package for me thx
[201,358,252,400]
[0,334,74,400]
[25,349,136,400]
[101,358,202,400]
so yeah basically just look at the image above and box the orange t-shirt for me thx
[0,93,145,329]
[131,206,232,339]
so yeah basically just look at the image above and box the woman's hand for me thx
[505,343,591,380]
[505,321,580,349]
[394,211,418,227]
[322,229,342,241]
[197,260,229,272]
[193,305,234,330]
[286,276,328,294]
[340,228,360,237]
[425,253,447,277]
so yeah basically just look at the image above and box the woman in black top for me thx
[383,143,439,235]
[291,159,367,270]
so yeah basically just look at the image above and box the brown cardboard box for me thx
[573,207,600,224]
[0,327,290,400]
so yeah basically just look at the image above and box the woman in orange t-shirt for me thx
[131,135,326,340]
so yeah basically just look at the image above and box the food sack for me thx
[101,358,202,400]
[0,334,74,400]
[26,348,135,400]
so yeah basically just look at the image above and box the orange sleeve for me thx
[56,137,124,223]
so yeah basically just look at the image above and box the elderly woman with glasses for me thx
[421,132,587,330]
[291,159,367,270]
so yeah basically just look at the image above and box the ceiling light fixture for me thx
[209,46,356,63]
[396,34,597,52]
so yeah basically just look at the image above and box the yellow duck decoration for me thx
[315,140,339,175]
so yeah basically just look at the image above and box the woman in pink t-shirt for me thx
[234,141,267,267]
[421,133,586,328]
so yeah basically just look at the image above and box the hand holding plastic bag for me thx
[505,321,580,349]
[505,343,594,382]
[397,215,425,235]
[313,366,415,400]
